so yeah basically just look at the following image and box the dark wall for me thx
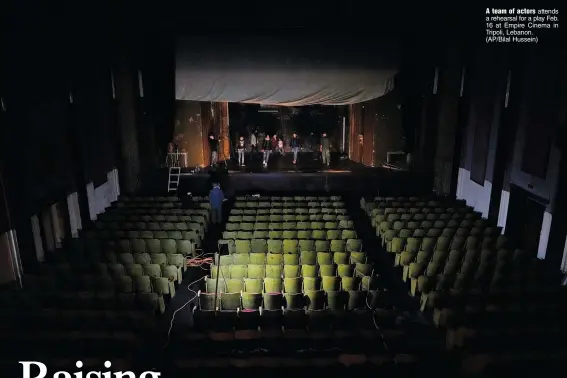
[467,48,509,186]
[372,90,404,167]
[0,28,122,232]
[507,49,563,211]
[140,33,175,171]
[71,54,117,187]
[1,33,76,225]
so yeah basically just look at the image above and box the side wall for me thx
[455,46,566,270]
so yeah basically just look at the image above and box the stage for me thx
[143,154,432,197]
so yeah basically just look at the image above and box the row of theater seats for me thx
[235,196,342,200]
[226,220,354,231]
[216,250,367,265]
[235,199,343,207]
[96,253,185,279]
[103,207,209,216]
[234,205,347,212]
[93,222,204,235]
[116,201,209,209]
[211,262,372,278]
[218,238,362,255]
[86,233,201,254]
[222,230,357,240]
[120,196,181,202]
[202,272,373,292]
[95,220,205,232]
[208,267,373,288]
[362,196,567,375]
[94,237,197,256]
[230,209,349,217]
[232,216,352,221]
[24,270,170,314]
[220,234,360,247]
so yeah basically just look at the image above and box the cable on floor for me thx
[163,275,206,348]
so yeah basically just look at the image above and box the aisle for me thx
[345,196,421,313]
[161,196,234,341]
[345,195,456,378]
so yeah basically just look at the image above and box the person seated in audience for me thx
[209,182,225,225]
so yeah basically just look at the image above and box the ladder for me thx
[167,167,181,193]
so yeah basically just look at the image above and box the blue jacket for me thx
[209,187,225,209]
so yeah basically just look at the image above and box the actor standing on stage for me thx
[208,133,219,167]
[272,135,279,155]
[237,136,246,167]
[290,133,300,164]
[262,134,272,167]
[250,129,257,152]
[320,132,331,168]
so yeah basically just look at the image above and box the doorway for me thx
[505,184,547,255]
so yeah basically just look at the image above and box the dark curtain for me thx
[72,62,115,187]
[521,55,561,179]
[145,34,176,165]
[0,107,12,233]
[1,33,75,223]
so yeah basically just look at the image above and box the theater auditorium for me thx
[0,5,566,377]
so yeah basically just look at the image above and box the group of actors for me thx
[208,132,331,168]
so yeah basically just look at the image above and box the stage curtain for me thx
[362,100,376,166]
[201,103,212,166]
[213,102,230,160]
[173,100,205,167]
[176,36,397,106]
[348,104,363,163]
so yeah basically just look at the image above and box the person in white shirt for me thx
[250,131,257,152]
[237,136,246,166]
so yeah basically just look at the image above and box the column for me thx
[433,52,463,195]
[218,102,230,161]
[114,54,141,193]
[348,104,363,163]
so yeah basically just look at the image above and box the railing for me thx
[165,152,187,168]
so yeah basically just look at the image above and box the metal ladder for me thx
[167,167,181,193]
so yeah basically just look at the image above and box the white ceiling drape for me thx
[175,36,399,106]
